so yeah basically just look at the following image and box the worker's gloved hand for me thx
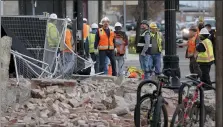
[114,48,117,54]
[162,50,165,56]
[94,49,99,54]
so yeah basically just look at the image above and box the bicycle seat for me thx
[185,74,199,80]
[157,74,169,80]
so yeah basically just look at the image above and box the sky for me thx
[180,1,214,7]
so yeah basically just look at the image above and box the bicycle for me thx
[134,68,180,127]
[170,74,216,127]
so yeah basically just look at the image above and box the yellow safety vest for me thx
[47,22,59,47]
[88,33,95,53]
[150,32,163,52]
[197,39,215,63]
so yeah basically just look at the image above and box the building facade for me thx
[1,0,95,23]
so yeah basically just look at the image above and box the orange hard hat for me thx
[128,72,138,78]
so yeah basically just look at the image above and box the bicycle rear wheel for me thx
[134,94,168,127]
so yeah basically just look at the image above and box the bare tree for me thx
[209,3,215,17]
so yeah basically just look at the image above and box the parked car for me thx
[125,20,136,31]
[159,22,183,44]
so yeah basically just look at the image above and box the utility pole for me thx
[143,0,148,20]
[135,0,143,46]
[215,1,223,126]
[98,0,103,23]
[163,0,180,85]
[77,0,84,55]
[123,0,126,32]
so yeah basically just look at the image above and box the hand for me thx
[114,48,117,53]
[94,49,99,54]
[141,52,146,56]
[162,50,165,56]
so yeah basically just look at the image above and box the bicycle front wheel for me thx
[170,104,185,127]
[151,96,168,127]
[134,94,168,127]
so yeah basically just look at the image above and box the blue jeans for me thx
[62,52,75,78]
[139,54,150,79]
[148,54,161,75]
[104,57,110,74]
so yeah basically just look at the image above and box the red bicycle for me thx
[170,74,215,127]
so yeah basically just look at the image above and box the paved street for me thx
[125,47,215,81]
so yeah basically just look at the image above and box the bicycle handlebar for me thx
[185,75,216,90]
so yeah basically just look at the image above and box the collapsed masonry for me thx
[0,36,216,127]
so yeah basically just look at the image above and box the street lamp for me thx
[163,0,181,86]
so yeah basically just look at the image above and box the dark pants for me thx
[99,50,117,76]
[199,63,212,85]
[189,57,201,78]
[90,53,99,73]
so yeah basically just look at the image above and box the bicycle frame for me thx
[178,81,205,127]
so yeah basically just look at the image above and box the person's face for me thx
[205,26,211,32]
[103,21,109,28]
[140,24,148,29]
[188,30,196,38]
[150,28,157,33]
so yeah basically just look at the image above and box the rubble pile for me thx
[0,77,216,126]
[1,78,140,127]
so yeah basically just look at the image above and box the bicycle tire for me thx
[151,96,168,127]
[170,103,206,127]
[134,94,168,127]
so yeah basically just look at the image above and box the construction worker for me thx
[196,28,215,86]
[136,20,151,79]
[147,22,165,78]
[45,13,60,72]
[88,23,99,73]
[198,16,204,31]
[205,24,216,64]
[99,22,103,28]
[47,13,59,48]
[95,17,117,76]
[83,18,90,43]
[178,25,201,77]
[114,22,128,76]
[61,18,75,78]
[94,20,109,74]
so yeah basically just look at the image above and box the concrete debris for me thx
[1,78,216,126]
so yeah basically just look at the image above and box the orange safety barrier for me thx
[108,64,112,76]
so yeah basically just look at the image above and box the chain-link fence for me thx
[1,16,47,61]
[2,15,94,81]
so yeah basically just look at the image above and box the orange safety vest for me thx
[114,33,127,55]
[187,33,198,57]
[98,28,115,50]
[83,23,90,41]
[64,29,73,52]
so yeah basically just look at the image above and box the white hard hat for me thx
[91,23,98,29]
[83,18,87,21]
[99,22,102,25]
[49,13,57,19]
[115,22,122,27]
[101,17,110,23]
[199,28,210,35]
